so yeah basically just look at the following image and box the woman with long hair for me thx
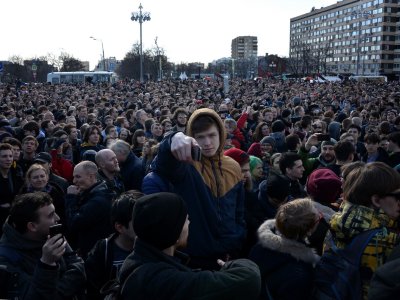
[131,129,146,157]
[79,125,105,160]
[252,122,271,143]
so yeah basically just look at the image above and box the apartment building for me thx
[290,0,399,77]
[231,36,258,60]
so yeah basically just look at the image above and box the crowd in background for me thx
[1,77,400,299]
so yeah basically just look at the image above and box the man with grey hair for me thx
[65,161,115,258]
[95,149,125,196]
[109,140,144,191]
[132,109,148,132]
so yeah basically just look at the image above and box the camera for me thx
[191,145,202,161]
[317,134,331,142]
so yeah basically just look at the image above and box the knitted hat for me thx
[267,174,290,201]
[321,139,336,147]
[247,142,262,159]
[224,148,249,166]
[306,168,342,204]
[260,136,276,147]
[132,192,188,250]
[249,155,262,174]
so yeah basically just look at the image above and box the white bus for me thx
[349,75,387,83]
[47,71,118,84]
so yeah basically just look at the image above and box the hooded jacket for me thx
[151,108,246,259]
[249,219,320,300]
[65,181,115,258]
[0,221,85,300]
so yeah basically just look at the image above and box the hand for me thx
[41,234,67,266]
[305,134,319,151]
[171,132,198,163]
[67,185,79,195]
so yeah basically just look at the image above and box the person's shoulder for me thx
[221,155,242,172]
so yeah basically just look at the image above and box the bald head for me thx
[73,161,98,192]
[95,149,120,174]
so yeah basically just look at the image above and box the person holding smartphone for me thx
[0,192,85,299]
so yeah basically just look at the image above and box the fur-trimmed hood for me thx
[257,219,320,266]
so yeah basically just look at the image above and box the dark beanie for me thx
[271,120,285,132]
[132,192,188,250]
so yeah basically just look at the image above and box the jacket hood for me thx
[1,220,43,253]
[186,108,226,154]
[257,219,320,266]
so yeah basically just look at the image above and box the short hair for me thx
[22,121,40,136]
[343,162,400,206]
[191,115,217,136]
[9,192,53,234]
[26,163,49,185]
[22,135,39,147]
[75,160,98,175]
[0,142,13,152]
[334,141,355,162]
[63,124,77,135]
[388,131,400,147]
[275,198,316,240]
[111,190,143,229]
[144,119,155,131]
[105,125,116,135]
[348,124,362,133]
[109,140,131,155]
[2,137,21,148]
[279,152,301,175]
[285,134,300,151]
[364,133,380,144]
[340,132,354,141]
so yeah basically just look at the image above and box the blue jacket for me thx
[120,151,145,191]
[150,108,246,259]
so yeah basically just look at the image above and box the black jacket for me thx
[120,151,145,191]
[0,221,85,300]
[65,181,114,258]
[118,239,261,300]
[249,219,319,300]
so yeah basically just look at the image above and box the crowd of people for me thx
[1,77,400,299]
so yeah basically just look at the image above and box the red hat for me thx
[247,142,262,159]
[224,148,249,166]
[306,168,342,204]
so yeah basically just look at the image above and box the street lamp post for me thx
[155,37,162,81]
[131,3,151,83]
[351,9,372,76]
[90,36,106,71]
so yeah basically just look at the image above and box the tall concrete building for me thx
[290,0,399,78]
[231,36,258,59]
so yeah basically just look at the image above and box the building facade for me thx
[231,36,258,59]
[290,0,399,78]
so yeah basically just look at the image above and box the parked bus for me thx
[349,75,387,83]
[47,71,118,84]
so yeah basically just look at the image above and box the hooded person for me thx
[149,108,246,270]
[118,192,261,300]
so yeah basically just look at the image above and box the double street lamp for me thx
[90,36,106,71]
[131,3,151,82]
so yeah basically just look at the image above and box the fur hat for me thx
[306,168,342,204]
[132,192,188,250]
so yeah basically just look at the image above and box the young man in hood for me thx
[149,108,246,270]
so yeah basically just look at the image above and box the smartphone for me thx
[191,145,202,161]
[317,134,331,142]
[49,224,64,238]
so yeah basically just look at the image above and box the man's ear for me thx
[371,194,381,208]
[27,221,38,233]
[114,222,124,234]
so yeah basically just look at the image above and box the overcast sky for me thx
[2,0,335,69]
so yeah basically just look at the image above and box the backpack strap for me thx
[340,228,382,264]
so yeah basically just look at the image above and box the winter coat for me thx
[119,151,145,191]
[151,109,246,265]
[118,239,261,300]
[0,221,85,300]
[50,150,74,183]
[249,219,320,300]
[65,181,115,258]
[329,201,400,299]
